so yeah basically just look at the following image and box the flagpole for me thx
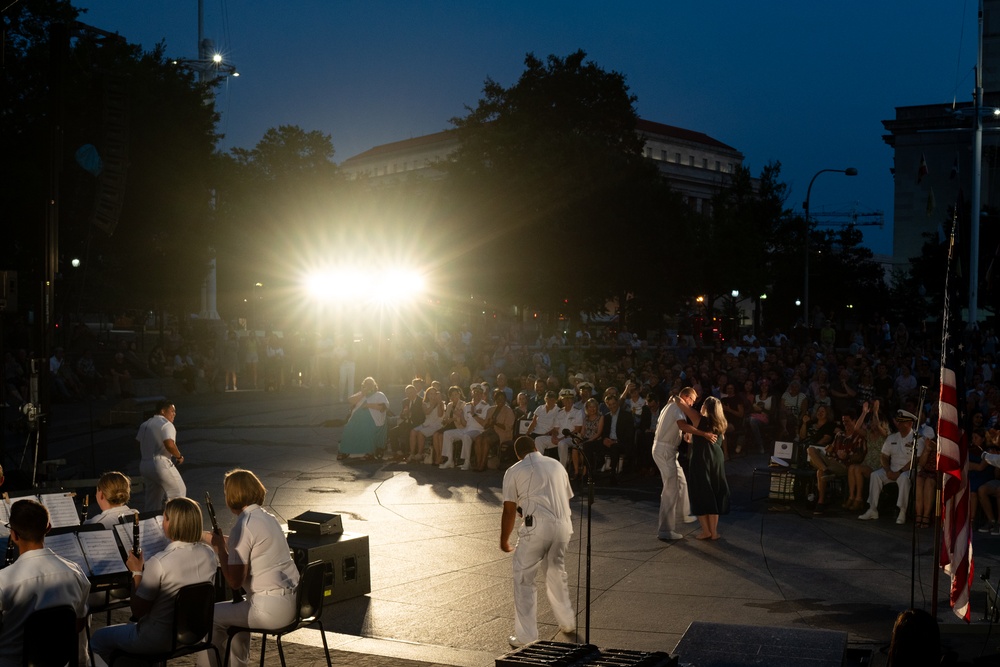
[969,0,984,328]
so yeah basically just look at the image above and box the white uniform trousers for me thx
[652,443,689,537]
[867,468,912,517]
[140,456,186,512]
[511,519,575,644]
[443,428,482,463]
[533,436,570,466]
[196,590,297,667]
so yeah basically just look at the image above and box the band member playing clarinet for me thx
[90,497,216,664]
[198,469,299,667]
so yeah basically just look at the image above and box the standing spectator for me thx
[222,329,239,391]
[138,400,186,511]
[75,349,107,399]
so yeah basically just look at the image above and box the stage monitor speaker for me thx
[288,510,343,536]
[287,531,370,603]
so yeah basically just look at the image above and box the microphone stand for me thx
[909,386,928,610]
[565,430,596,644]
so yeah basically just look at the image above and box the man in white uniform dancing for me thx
[652,387,717,540]
[138,400,187,511]
[500,436,576,647]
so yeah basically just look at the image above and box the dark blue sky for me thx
[73,1,983,255]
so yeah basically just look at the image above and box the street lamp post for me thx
[803,167,857,333]
[252,282,263,333]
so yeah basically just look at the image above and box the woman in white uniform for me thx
[90,497,217,664]
[200,469,300,667]
[85,471,133,528]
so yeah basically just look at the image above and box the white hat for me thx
[895,409,917,422]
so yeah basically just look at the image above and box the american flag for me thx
[937,216,971,622]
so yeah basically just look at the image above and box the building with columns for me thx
[338,118,745,213]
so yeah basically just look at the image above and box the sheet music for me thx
[0,501,10,531]
[38,493,81,528]
[78,531,129,577]
[114,516,170,558]
[46,533,89,574]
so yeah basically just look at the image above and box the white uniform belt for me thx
[253,587,296,597]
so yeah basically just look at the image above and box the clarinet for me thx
[132,512,141,557]
[206,492,243,603]
[80,494,90,524]
[3,534,16,566]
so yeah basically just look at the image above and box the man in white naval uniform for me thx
[138,400,187,511]
[500,437,575,647]
[858,409,924,524]
[651,387,717,540]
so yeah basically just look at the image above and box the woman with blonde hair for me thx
[201,469,299,667]
[338,376,390,460]
[90,497,217,663]
[687,396,730,540]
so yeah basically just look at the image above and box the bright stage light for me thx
[304,267,426,305]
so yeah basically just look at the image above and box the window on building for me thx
[644,147,652,158]
[675,152,681,163]
[716,161,721,171]
[660,149,667,161]
[688,155,695,166]
[702,158,708,169]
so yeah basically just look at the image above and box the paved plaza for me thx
[7,385,1000,666]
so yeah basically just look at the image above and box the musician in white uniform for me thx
[0,499,90,667]
[500,437,576,647]
[199,469,300,667]
[85,471,134,528]
[90,497,216,664]
[137,401,186,511]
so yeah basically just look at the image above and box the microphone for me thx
[562,429,583,444]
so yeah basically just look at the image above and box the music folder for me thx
[114,515,171,559]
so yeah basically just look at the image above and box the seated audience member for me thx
[76,349,108,399]
[432,386,465,465]
[472,389,515,471]
[109,352,135,398]
[974,429,1000,533]
[553,388,583,467]
[389,384,424,460]
[585,393,635,483]
[528,390,562,460]
[914,421,939,529]
[719,382,745,458]
[886,608,942,667]
[858,410,923,524]
[807,411,865,514]
[0,499,90,667]
[201,469,299,667]
[90,497,217,665]
[439,384,489,470]
[86,471,134,528]
[575,397,605,481]
[409,386,444,462]
[778,380,808,440]
[799,404,836,462]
